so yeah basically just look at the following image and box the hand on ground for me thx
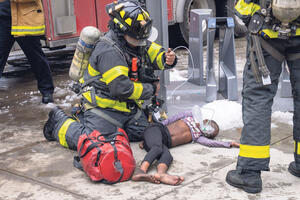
[230,141,240,148]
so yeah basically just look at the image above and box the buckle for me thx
[127,102,136,110]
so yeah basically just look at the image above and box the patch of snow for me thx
[201,100,243,130]
[272,111,293,125]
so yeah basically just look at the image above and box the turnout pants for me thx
[0,18,54,95]
[53,106,149,150]
[237,36,300,171]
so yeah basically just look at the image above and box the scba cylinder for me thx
[69,26,101,81]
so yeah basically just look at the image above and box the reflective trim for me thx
[156,51,165,70]
[11,25,45,36]
[235,0,261,16]
[295,141,300,155]
[88,64,100,77]
[82,91,130,112]
[102,66,128,84]
[125,18,132,26]
[261,28,300,38]
[137,14,144,21]
[120,10,125,18]
[128,82,143,99]
[58,119,75,148]
[239,144,270,159]
[147,42,162,63]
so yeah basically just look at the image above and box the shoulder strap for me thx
[90,108,123,128]
[100,36,126,60]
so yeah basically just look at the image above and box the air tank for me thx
[272,0,300,26]
[69,26,101,81]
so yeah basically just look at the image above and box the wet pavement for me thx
[0,38,299,200]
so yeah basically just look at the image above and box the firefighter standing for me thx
[0,0,54,103]
[43,1,177,150]
[226,0,300,193]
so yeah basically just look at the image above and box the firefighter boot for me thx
[43,106,68,141]
[226,169,262,194]
[288,161,300,178]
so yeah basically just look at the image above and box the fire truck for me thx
[41,0,246,49]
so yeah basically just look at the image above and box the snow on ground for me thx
[201,100,243,131]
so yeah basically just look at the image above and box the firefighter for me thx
[226,0,300,194]
[0,0,54,103]
[43,0,177,150]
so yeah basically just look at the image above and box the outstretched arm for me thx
[195,136,234,148]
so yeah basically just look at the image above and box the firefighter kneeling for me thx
[43,0,176,182]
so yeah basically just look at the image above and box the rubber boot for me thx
[288,161,300,178]
[43,106,68,141]
[226,169,262,194]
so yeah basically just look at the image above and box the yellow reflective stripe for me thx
[11,25,45,35]
[156,51,165,70]
[235,0,260,16]
[239,144,270,159]
[12,25,45,30]
[58,119,75,148]
[82,91,130,112]
[148,42,162,63]
[261,28,300,38]
[296,28,300,36]
[125,18,132,26]
[11,31,45,35]
[261,29,279,38]
[102,66,128,84]
[128,82,143,99]
[88,64,100,77]
[296,141,300,155]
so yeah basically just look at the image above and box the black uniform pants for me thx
[53,106,149,150]
[237,36,300,171]
[0,18,54,95]
[143,123,173,167]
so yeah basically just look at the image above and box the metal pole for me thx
[146,0,169,110]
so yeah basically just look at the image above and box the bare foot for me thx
[132,168,160,184]
[154,173,184,186]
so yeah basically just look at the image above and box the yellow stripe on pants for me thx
[239,144,270,159]
[58,119,75,148]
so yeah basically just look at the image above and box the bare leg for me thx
[154,163,184,186]
[132,161,160,184]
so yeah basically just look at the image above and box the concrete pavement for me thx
[0,38,299,200]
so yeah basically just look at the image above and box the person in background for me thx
[0,0,54,103]
[132,109,239,185]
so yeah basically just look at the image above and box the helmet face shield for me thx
[124,35,147,46]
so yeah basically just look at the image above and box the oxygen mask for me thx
[192,105,215,137]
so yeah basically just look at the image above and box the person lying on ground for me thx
[131,110,240,185]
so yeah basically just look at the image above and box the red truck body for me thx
[42,0,174,48]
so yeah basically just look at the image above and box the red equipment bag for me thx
[73,128,136,184]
